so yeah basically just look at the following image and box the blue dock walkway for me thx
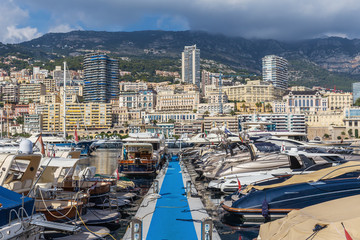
[146,159,197,239]
[123,158,221,240]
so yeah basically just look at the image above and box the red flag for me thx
[238,235,242,240]
[115,168,120,180]
[74,129,79,143]
[342,223,353,240]
[237,177,241,191]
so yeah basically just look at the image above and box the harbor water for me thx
[81,149,259,240]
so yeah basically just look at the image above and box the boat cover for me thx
[258,195,360,240]
[0,186,35,226]
[243,161,360,193]
[41,157,79,167]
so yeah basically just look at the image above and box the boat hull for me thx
[222,175,360,223]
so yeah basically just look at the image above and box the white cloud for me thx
[48,24,82,33]
[0,0,41,43]
[4,25,41,43]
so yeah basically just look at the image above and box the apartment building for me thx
[42,103,112,132]
[324,92,353,111]
[83,53,119,103]
[239,114,306,133]
[223,80,285,103]
[119,81,148,92]
[19,83,46,104]
[262,55,288,89]
[156,90,200,111]
[2,84,19,103]
[182,45,200,87]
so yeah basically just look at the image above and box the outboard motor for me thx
[19,139,33,154]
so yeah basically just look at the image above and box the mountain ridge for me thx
[2,30,360,90]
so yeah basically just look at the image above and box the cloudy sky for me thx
[1,0,360,43]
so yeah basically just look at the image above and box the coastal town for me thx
[0,45,358,143]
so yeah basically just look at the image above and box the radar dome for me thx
[19,139,33,154]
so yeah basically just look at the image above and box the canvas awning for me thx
[258,195,360,240]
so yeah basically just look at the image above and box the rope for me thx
[76,208,116,240]
[38,188,78,219]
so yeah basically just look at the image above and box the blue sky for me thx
[1,0,360,43]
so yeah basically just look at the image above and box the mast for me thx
[1,110,2,138]
[63,62,66,139]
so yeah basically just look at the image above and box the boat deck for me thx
[123,159,221,240]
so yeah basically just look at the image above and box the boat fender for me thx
[262,198,269,219]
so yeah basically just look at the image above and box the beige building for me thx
[42,103,112,132]
[40,94,61,104]
[223,80,285,103]
[325,92,353,111]
[156,90,200,111]
[42,78,57,93]
[306,112,345,140]
[2,84,19,103]
[19,83,46,104]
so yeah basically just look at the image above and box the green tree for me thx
[354,98,360,106]
[16,116,24,125]
[230,110,236,116]
[204,111,210,116]
[323,133,330,139]
[337,136,342,140]
[348,129,353,137]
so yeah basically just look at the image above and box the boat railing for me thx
[317,163,360,181]
[8,206,30,226]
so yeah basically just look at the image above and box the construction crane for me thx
[210,73,256,114]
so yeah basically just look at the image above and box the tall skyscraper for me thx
[182,45,200,88]
[353,82,360,103]
[83,53,119,103]
[262,55,288,89]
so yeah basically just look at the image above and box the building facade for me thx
[119,81,148,92]
[262,55,288,89]
[119,90,156,111]
[19,83,46,104]
[239,114,306,133]
[83,53,119,103]
[156,90,200,112]
[2,84,19,103]
[282,91,328,114]
[181,45,200,87]
[223,80,285,103]
[325,92,353,111]
[24,114,42,133]
[42,103,112,132]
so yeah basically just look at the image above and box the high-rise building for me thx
[353,82,360,103]
[262,55,288,89]
[181,45,200,87]
[83,53,119,103]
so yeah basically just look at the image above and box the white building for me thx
[119,90,156,111]
[239,113,306,133]
[262,55,288,89]
[156,90,200,112]
[182,45,200,88]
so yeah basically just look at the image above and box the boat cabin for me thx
[0,153,42,194]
